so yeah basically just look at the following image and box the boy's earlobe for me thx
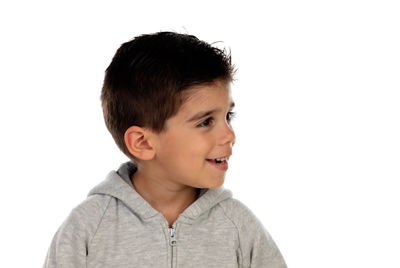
[124,126,155,160]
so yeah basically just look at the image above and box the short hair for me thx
[101,31,235,161]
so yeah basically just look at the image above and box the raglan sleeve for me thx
[43,195,107,268]
[233,200,287,268]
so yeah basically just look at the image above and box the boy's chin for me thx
[204,177,225,189]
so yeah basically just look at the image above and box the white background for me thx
[1,0,399,267]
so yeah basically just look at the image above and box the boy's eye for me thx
[226,111,236,121]
[197,117,213,127]
[197,112,236,128]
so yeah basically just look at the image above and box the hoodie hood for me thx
[88,161,233,224]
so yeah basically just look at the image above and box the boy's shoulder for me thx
[69,194,112,220]
[218,196,286,266]
[218,196,266,229]
[57,194,112,239]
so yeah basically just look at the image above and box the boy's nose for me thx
[219,124,236,147]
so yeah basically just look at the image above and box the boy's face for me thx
[148,80,235,189]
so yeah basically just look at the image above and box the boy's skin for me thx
[124,79,236,227]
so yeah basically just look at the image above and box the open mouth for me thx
[206,156,229,164]
[206,156,230,171]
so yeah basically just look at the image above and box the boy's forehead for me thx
[180,81,232,108]
[174,82,234,122]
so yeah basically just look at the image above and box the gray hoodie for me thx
[44,162,287,268]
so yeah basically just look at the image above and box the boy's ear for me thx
[124,126,156,161]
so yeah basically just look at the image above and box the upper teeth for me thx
[215,157,228,162]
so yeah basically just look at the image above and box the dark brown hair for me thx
[101,31,235,161]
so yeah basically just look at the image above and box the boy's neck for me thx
[131,169,199,228]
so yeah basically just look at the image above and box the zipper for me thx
[169,226,177,246]
[169,225,177,267]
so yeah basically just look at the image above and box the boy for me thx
[44,32,287,267]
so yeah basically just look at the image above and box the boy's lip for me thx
[205,153,231,171]
[206,154,232,161]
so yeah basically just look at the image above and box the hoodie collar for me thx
[88,162,232,224]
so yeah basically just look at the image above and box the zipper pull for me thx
[169,227,177,246]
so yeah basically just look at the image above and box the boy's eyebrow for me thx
[186,102,235,122]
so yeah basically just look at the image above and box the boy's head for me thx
[101,32,235,164]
